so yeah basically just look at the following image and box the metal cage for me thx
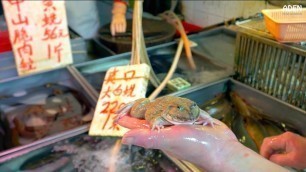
[234,31,306,110]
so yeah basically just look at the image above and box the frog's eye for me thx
[177,106,184,111]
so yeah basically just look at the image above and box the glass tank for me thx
[0,68,95,154]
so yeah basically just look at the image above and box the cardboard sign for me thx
[2,0,72,76]
[89,64,150,136]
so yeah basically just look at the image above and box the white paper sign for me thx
[89,64,150,136]
[2,0,72,76]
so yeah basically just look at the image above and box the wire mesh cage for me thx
[234,31,306,110]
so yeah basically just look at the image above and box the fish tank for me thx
[168,78,305,171]
[0,133,184,172]
[0,68,96,156]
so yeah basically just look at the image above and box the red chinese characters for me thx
[8,0,35,71]
[13,27,32,44]
[42,0,68,63]
[100,68,137,115]
[3,0,72,75]
[7,0,24,11]
[12,13,28,25]
[47,43,63,62]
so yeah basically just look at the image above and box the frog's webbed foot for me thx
[150,116,170,132]
[114,101,135,122]
[151,124,164,132]
[195,109,218,127]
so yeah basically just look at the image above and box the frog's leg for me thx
[115,98,150,121]
[150,116,172,132]
[115,101,135,121]
[150,107,173,132]
[195,109,216,127]
[130,98,150,119]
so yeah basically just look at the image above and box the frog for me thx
[116,96,215,131]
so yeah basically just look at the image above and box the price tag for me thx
[89,64,150,136]
[2,0,72,76]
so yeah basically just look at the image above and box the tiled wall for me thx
[182,1,279,27]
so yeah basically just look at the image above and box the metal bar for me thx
[269,49,280,95]
[249,40,258,85]
[259,44,268,91]
[279,52,292,101]
[245,38,255,84]
[298,57,306,109]
[272,49,283,98]
[237,36,245,79]
[263,45,273,93]
[240,35,249,81]
[253,42,263,89]
[234,33,242,77]
[250,40,259,87]
[240,36,248,81]
[285,53,296,102]
[292,55,305,106]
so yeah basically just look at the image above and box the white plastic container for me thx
[262,8,306,42]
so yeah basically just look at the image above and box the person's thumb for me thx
[269,153,292,167]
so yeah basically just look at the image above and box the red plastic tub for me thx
[0,30,12,53]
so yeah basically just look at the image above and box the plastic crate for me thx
[262,8,306,42]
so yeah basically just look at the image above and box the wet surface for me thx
[0,134,182,172]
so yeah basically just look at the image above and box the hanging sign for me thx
[89,64,150,136]
[2,0,72,76]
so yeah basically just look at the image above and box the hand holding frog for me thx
[116,96,217,131]
[117,115,238,171]
[116,96,288,172]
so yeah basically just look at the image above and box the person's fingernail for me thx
[122,137,134,145]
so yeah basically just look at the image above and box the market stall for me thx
[0,1,305,171]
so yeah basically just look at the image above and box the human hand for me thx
[260,131,306,170]
[111,2,127,36]
[116,116,239,171]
